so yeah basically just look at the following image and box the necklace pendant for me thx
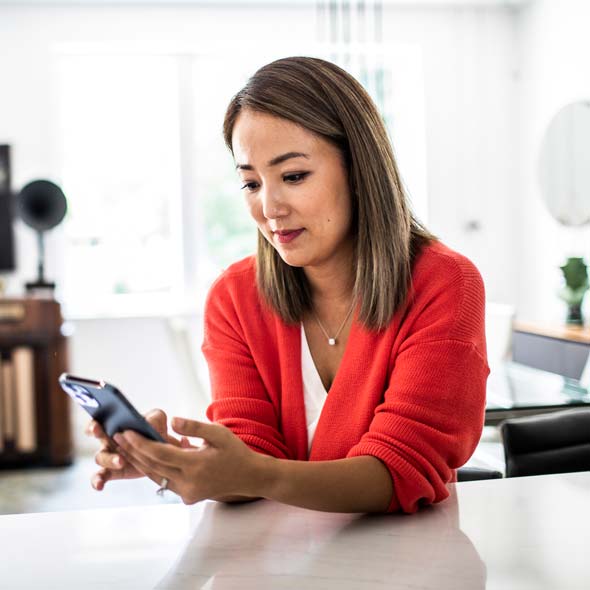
[328,338,336,346]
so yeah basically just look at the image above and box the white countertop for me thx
[1,472,589,589]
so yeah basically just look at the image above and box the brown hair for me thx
[222,56,436,331]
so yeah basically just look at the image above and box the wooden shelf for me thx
[0,298,73,468]
[513,321,590,344]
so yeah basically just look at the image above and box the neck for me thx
[303,251,355,309]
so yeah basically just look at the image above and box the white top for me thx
[2,473,590,589]
[301,323,328,453]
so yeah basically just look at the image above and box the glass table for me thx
[485,361,590,425]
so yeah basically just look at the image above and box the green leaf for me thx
[560,257,589,290]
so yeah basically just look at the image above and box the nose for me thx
[260,186,289,220]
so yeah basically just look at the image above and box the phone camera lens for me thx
[65,384,99,408]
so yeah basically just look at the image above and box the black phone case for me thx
[59,373,166,443]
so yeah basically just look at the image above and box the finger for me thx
[87,420,119,452]
[114,432,181,481]
[92,467,127,491]
[117,446,134,463]
[95,449,126,470]
[145,408,168,437]
[92,468,107,491]
[92,467,134,490]
[117,431,185,465]
[171,417,225,445]
[153,473,181,498]
[113,443,146,473]
[95,441,138,469]
[91,423,113,448]
[117,450,177,495]
[86,419,104,438]
[165,433,183,448]
[85,420,95,437]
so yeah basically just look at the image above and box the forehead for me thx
[231,110,322,167]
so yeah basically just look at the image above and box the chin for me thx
[274,249,310,268]
[276,254,306,268]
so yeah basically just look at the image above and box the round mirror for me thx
[538,101,590,226]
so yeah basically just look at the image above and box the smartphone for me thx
[58,373,166,444]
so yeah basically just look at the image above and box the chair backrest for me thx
[457,466,503,482]
[485,301,516,367]
[580,352,590,390]
[501,409,590,477]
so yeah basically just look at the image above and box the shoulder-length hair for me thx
[222,56,436,331]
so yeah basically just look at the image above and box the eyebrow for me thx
[235,151,310,171]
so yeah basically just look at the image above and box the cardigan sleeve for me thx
[347,253,490,514]
[201,273,291,460]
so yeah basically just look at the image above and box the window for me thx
[56,54,184,317]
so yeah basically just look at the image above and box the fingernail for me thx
[113,433,123,445]
[114,456,122,468]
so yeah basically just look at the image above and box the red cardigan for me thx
[203,240,489,513]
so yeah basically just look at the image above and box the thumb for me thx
[171,417,224,445]
[145,408,168,438]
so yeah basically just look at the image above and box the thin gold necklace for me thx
[312,300,355,346]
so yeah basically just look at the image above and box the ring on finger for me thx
[156,477,169,495]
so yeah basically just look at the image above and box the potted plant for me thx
[558,257,589,325]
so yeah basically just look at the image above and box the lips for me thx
[274,229,304,244]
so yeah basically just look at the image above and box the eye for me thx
[284,172,310,183]
[240,172,310,192]
[240,181,259,192]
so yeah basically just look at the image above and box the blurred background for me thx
[0,0,589,509]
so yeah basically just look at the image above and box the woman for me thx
[88,56,489,514]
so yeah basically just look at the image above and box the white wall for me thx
[382,4,520,305]
[516,0,590,323]
[0,2,524,450]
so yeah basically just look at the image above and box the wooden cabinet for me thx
[0,298,73,468]
[512,321,590,380]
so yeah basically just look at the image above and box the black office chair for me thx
[456,466,503,482]
[500,409,590,477]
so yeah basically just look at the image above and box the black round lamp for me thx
[17,179,67,293]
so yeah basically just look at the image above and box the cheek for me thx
[335,191,353,233]
[245,196,263,220]
[245,197,271,238]
[318,198,352,236]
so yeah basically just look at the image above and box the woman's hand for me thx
[112,417,270,504]
[87,409,189,491]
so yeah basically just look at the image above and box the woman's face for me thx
[231,109,353,270]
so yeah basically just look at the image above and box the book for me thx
[13,346,36,452]
[1,354,16,449]
[0,353,4,451]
